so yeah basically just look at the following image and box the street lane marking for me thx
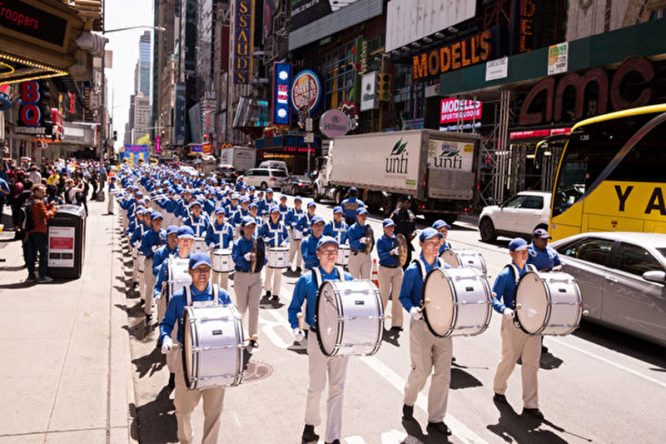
[549,337,666,389]
[381,429,408,444]
[344,436,367,444]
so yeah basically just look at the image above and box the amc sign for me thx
[440,99,482,125]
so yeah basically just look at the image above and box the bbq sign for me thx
[291,70,321,115]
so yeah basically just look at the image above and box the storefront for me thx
[256,133,321,175]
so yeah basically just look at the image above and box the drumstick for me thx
[297,312,305,332]
[515,304,522,310]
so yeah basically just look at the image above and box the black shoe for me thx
[271,294,280,301]
[402,404,414,420]
[523,408,545,420]
[427,421,452,436]
[326,441,340,444]
[140,299,145,306]
[493,393,508,404]
[391,326,403,332]
[168,373,175,390]
[541,345,549,353]
[301,424,319,443]
[265,290,271,298]
[452,355,456,362]
[249,338,259,349]
[145,313,152,323]
[296,267,302,273]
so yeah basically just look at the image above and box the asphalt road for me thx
[124,194,666,444]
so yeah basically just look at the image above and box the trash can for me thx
[47,204,87,279]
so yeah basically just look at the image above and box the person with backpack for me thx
[24,184,57,283]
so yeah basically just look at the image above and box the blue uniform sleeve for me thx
[301,238,311,264]
[323,223,333,237]
[288,276,307,329]
[159,295,178,342]
[399,267,417,312]
[205,226,216,246]
[218,288,232,305]
[154,261,167,298]
[377,238,392,261]
[552,249,562,267]
[491,271,508,314]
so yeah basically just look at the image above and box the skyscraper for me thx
[138,31,151,97]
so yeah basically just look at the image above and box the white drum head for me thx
[183,308,195,388]
[440,250,461,267]
[423,269,454,337]
[516,273,548,334]
[316,281,341,356]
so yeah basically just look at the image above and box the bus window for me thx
[606,120,666,183]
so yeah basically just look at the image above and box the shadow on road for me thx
[132,347,166,379]
[401,418,450,444]
[451,367,483,390]
[259,294,285,309]
[382,328,402,347]
[131,385,177,443]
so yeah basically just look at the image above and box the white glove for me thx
[359,237,368,245]
[503,308,515,319]
[291,222,296,227]
[151,245,159,253]
[244,252,253,261]
[161,336,173,354]
[293,328,304,343]
[134,241,141,249]
[390,248,400,256]
[209,243,215,249]
[154,292,161,302]
[410,307,422,320]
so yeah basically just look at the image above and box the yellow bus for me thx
[550,104,666,240]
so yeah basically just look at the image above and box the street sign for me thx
[305,117,313,132]
[304,132,314,143]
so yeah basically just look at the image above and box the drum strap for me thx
[412,257,441,282]
[312,266,347,288]
[506,263,537,285]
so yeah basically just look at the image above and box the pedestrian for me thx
[347,207,373,279]
[399,227,453,437]
[391,195,417,269]
[376,218,404,331]
[323,206,348,245]
[27,165,41,185]
[159,253,231,444]
[340,187,365,226]
[107,177,116,214]
[24,184,57,283]
[491,237,545,420]
[287,236,353,444]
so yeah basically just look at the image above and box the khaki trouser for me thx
[213,271,229,290]
[289,238,303,269]
[378,265,404,328]
[263,266,283,296]
[132,249,139,283]
[166,325,179,373]
[234,271,262,337]
[143,257,155,315]
[493,316,541,409]
[404,318,452,423]
[107,192,114,213]
[305,333,349,442]
[348,251,371,280]
[174,354,225,444]
[157,288,167,322]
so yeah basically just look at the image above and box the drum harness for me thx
[211,222,232,249]
[184,283,220,308]
[413,257,443,313]
[312,266,348,333]
[266,221,287,248]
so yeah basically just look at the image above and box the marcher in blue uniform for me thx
[297,201,318,236]
[257,188,276,219]
[259,205,289,301]
[286,196,306,272]
[340,187,365,226]
[400,228,453,437]
[152,225,179,277]
[432,220,452,255]
[347,208,373,279]
[184,200,210,238]
[277,195,290,221]
[323,207,348,244]
[288,236,353,444]
[140,211,166,321]
[376,218,404,330]
[491,237,544,420]
[206,208,234,290]
[301,215,325,271]
[159,253,232,444]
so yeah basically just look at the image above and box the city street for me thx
[122,195,666,444]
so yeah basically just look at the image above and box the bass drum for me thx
[422,268,492,337]
[315,279,384,357]
[515,271,583,336]
[440,249,488,276]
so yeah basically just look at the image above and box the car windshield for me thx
[272,170,287,177]
[658,248,666,260]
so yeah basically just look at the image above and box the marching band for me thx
[111,163,582,443]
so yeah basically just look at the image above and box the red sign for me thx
[50,236,73,250]
[440,98,483,125]
[155,135,161,154]
[509,127,571,140]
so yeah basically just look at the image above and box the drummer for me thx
[259,205,289,301]
[277,195,290,221]
[491,237,544,420]
[184,200,210,238]
[323,206,348,245]
[347,207,372,279]
[152,225,179,293]
[140,211,166,323]
[286,196,306,273]
[376,218,404,331]
[159,253,232,444]
[231,216,266,349]
[287,236,353,444]
[301,215,325,271]
[399,228,452,437]
[432,220,452,255]
[205,207,234,289]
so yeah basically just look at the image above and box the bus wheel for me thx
[479,217,496,242]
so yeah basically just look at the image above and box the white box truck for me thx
[218,146,257,172]
[313,130,480,223]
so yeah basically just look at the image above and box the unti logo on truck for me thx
[432,143,463,169]
[386,139,409,175]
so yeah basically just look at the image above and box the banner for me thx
[273,63,291,125]
[234,0,255,84]
[121,145,149,166]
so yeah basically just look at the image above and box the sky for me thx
[104,0,154,149]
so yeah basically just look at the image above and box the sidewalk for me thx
[0,200,136,443]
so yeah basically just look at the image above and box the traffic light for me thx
[377,72,392,102]
[113,131,118,141]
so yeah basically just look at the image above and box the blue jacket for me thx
[225,203,240,220]
[438,241,452,256]
[232,236,267,272]
[491,264,528,314]
[259,220,289,248]
[257,198,276,216]
[527,244,561,271]
[296,212,317,236]
[277,204,290,220]
[159,284,232,344]
[285,208,305,229]
[152,244,177,275]
[205,222,234,249]
[288,266,352,328]
[347,223,370,252]
[184,214,210,238]
[140,228,166,259]
[301,234,322,270]
[130,223,149,246]
[232,208,250,226]
[399,256,448,312]
[377,234,399,267]
[324,220,348,244]
[340,197,365,220]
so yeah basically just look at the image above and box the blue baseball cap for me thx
[248,186,255,191]
[265,187,273,193]
[249,202,258,209]
[231,193,240,200]
[356,207,368,215]
[316,236,339,250]
[532,228,551,239]
[382,218,395,227]
[190,200,202,207]
[214,207,225,215]
[270,205,280,213]
[509,237,529,251]
[333,206,343,214]
[432,219,451,230]
[177,226,195,239]
[294,196,303,202]
[241,216,257,227]
[240,196,250,204]
[279,195,287,201]
[419,227,443,242]
[151,211,163,220]
[307,201,316,208]
[166,225,179,236]
[189,252,212,270]
[311,215,325,225]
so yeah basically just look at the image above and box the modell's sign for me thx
[413,30,492,81]
[440,99,482,124]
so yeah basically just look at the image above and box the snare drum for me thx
[515,271,583,336]
[335,244,350,266]
[192,237,208,255]
[422,268,492,337]
[267,246,290,269]
[166,258,191,302]
[440,249,488,276]
[182,304,245,390]
[291,228,303,241]
[137,252,145,273]
[212,249,234,273]
[315,279,384,357]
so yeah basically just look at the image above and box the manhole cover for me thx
[242,360,273,384]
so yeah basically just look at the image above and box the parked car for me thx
[237,168,287,190]
[478,191,551,242]
[216,164,238,181]
[258,160,289,176]
[551,232,666,347]
[282,175,314,196]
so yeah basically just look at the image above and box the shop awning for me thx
[439,18,666,97]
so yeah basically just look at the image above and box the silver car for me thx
[551,232,666,347]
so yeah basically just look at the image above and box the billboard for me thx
[121,145,149,165]
[272,62,291,125]
[291,70,321,115]
[290,0,360,31]
[234,0,255,84]
[440,99,482,125]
